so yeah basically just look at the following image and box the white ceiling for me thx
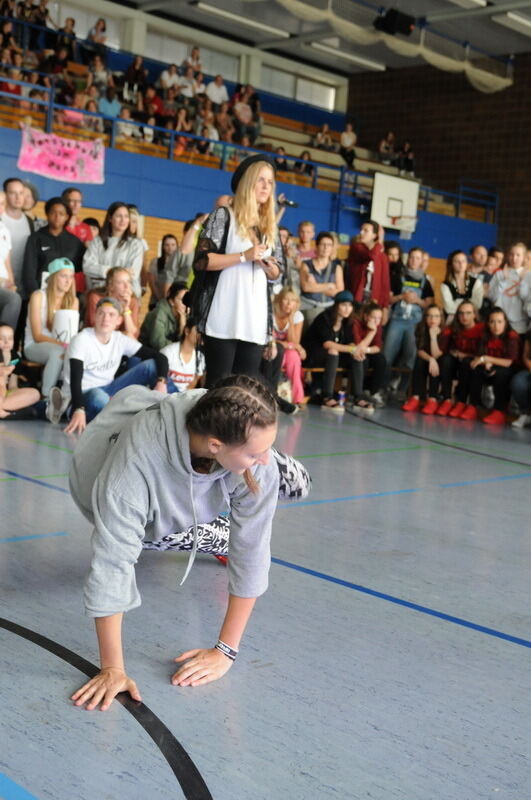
[120,0,531,75]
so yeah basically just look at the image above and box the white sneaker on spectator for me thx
[46,387,65,425]
[511,414,531,429]
[369,391,386,408]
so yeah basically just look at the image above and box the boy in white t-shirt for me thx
[49,297,169,432]
[161,318,205,392]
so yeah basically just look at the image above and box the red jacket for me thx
[347,241,390,308]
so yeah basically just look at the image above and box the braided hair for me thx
[186,375,277,492]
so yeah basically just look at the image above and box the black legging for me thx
[469,365,514,411]
[351,352,387,399]
[203,336,264,388]
[411,356,441,399]
[306,349,355,399]
[439,354,474,402]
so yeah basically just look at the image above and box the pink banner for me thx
[17,125,105,184]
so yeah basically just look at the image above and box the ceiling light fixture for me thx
[194,3,290,38]
[492,10,531,36]
[309,41,386,71]
[445,0,486,8]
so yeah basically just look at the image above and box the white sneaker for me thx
[512,414,531,429]
[46,387,65,424]
[370,391,386,408]
[481,385,495,409]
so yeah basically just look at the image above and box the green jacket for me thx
[140,299,179,350]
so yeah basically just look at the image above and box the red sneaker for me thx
[214,554,228,565]
[460,404,478,421]
[448,401,466,418]
[435,399,453,416]
[483,410,506,425]
[402,396,420,412]
[421,398,438,415]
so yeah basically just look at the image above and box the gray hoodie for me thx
[69,386,279,617]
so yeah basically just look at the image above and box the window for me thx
[260,65,296,99]
[57,2,122,50]
[296,77,336,111]
[145,32,239,80]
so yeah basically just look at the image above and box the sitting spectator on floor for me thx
[84,266,139,338]
[22,197,85,296]
[271,287,306,406]
[397,141,415,175]
[98,86,121,119]
[348,221,390,318]
[147,234,178,304]
[293,151,315,179]
[402,304,445,415]
[58,297,169,432]
[206,74,229,110]
[300,231,345,324]
[488,242,529,334]
[24,258,79,402]
[302,290,359,409]
[274,147,290,172]
[139,280,188,351]
[511,330,531,428]
[378,131,397,165]
[161,316,204,393]
[82,201,144,294]
[441,249,484,325]
[340,122,356,168]
[351,301,386,411]
[297,220,316,260]
[384,246,434,398]
[437,300,484,418]
[464,307,520,424]
[62,187,93,245]
[0,322,40,419]
[313,123,333,151]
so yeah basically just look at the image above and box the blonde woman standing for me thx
[192,154,281,386]
[24,257,79,399]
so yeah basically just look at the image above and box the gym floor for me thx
[1,405,530,800]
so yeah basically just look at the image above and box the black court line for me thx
[355,415,531,469]
[0,617,213,800]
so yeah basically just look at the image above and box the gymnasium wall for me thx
[346,55,531,247]
[0,127,496,258]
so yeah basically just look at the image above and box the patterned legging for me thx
[142,449,310,555]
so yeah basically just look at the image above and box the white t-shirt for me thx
[160,70,181,89]
[273,309,304,341]
[64,328,140,392]
[160,342,205,391]
[206,210,269,345]
[206,82,229,105]
[1,212,31,285]
[0,220,12,281]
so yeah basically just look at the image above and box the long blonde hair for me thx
[232,160,277,248]
[45,270,76,330]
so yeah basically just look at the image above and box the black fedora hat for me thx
[230,153,276,193]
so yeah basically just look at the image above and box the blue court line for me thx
[0,773,40,800]
[0,469,70,495]
[0,532,68,544]
[271,557,531,650]
[440,472,531,488]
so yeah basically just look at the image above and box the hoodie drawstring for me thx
[180,473,199,585]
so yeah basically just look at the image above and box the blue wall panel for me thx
[0,127,497,257]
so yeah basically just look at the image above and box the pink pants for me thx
[282,348,305,403]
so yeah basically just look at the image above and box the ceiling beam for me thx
[138,0,186,12]
[256,25,331,50]
[426,0,531,23]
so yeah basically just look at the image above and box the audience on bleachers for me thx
[83,201,144,295]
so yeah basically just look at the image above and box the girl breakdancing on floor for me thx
[69,375,310,711]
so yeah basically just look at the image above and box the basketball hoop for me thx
[388,214,418,239]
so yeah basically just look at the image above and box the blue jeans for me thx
[83,359,176,421]
[383,318,417,390]
[511,370,531,413]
